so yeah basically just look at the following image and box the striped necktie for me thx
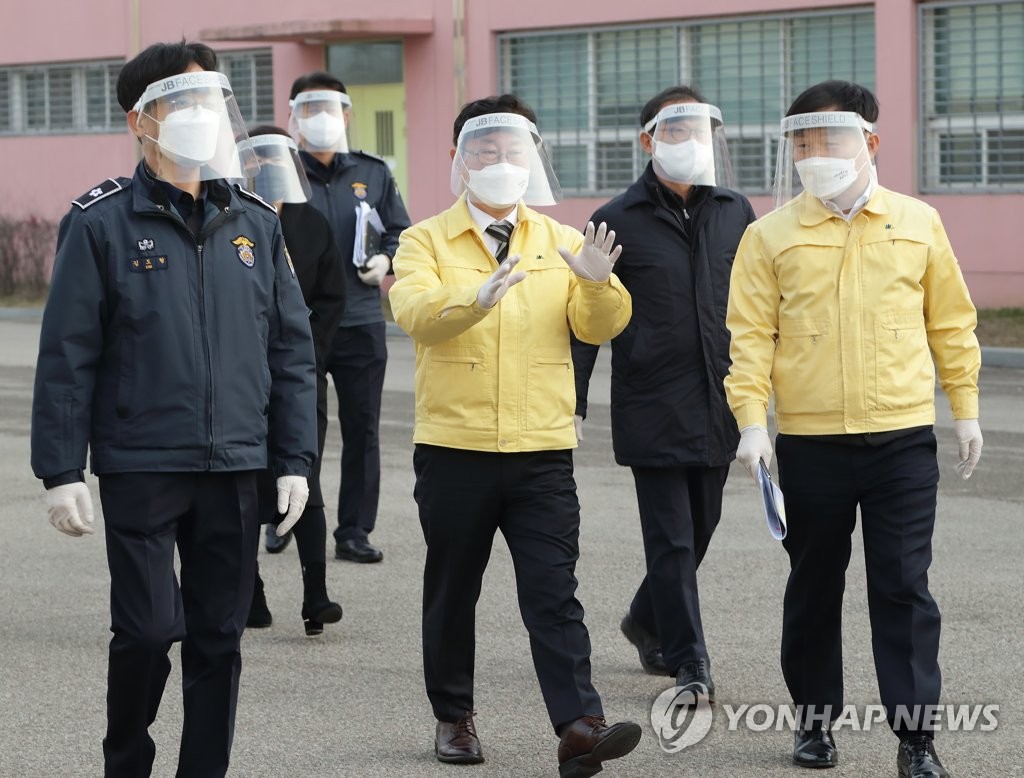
[485,220,514,262]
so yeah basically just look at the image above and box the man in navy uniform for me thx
[30,41,317,777]
[281,71,411,564]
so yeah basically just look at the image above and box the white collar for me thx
[466,198,519,231]
[824,176,875,221]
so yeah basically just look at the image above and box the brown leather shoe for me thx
[557,715,642,778]
[435,711,484,764]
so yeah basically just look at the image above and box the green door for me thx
[346,83,408,202]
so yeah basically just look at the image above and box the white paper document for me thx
[757,459,787,540]
[352,201,386,268]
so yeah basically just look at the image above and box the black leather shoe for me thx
[301,600,343,638]
[793,727,838,768]
[675,658,715,704]
[619,614,670,676]
[557,715,642,778]
[335,538,383,563]
[898,735,949,777]
[435,712,484,764]
[264,523,292,554]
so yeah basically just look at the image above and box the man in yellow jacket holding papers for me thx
[725,81,981,778]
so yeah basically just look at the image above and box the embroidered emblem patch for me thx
[351,182,368,200]
[232,235,256,267]
[129,256,168,273]
[137,238,154,251]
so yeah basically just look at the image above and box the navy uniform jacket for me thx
[300,149,411,327]
[572,163,756,468]
[31,162,318,485]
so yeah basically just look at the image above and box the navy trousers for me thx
[324,321,386,543]
[413,444,603,731]
[776,429,942,735]
[628,464,729,675]
[99,471,259,777]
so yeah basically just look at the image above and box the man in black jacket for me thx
[243,126,347,637]
[288,71,412,564]
[572,86,755,700]
[30,43,317,776]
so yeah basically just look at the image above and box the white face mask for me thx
[652,139,715,184]
[466,162,530,208]
[297,112,346,151]
[794,155,863,200]
[155,106,221,166]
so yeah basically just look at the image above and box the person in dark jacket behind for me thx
[29,42,317,777]
[287,71,412,564]
[572,86,755,701]
[243,126,347,637]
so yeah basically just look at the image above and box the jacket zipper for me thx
[150,203,233,469]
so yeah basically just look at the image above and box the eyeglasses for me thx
[655,124,712,143]
[463,148,529,165]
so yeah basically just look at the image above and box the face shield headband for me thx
[774,111,877,207]
[289,90,353,153]
[132,70,258,180]
[644,102,728,186]
[244,133,313,204]
[451,112,562,207]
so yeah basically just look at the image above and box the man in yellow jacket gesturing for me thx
[725,81,982,778]
[389,94,640,778]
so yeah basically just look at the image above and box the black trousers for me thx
[324,322,386,542]
[413,445,602,731]
[777,429,942,735]
[628,464,729,675]
[99,471,259,777]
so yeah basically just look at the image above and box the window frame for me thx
[498,8,876,197]
[919,0,1024,192]
[0,59,123,136]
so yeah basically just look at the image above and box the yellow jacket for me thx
[725,186,980,435]
[390,197,632,452]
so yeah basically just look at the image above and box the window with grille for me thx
[218,49,274,124]
[499,10,875,196]
[920,1,1024,191]
[0,59,122,135]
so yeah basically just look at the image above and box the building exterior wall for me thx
[1,0,1021,305]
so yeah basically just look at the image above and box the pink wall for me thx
[1,0,1021,305]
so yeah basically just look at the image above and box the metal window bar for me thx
[0,59,123,135]
[499,9,875,197]
[920,1,1024,191]
[218,49,274,124]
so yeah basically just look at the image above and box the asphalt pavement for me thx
[0,318,1021,777]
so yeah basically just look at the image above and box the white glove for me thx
[46,482,95,537]
[477,254,527,309]
[275,475,309,535]
[357,253,390,287]
[573,415,584,442]
[953,419,983,479]
[557,221,623,282]
[736,425,773,482]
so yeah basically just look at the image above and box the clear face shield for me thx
[243,134,312,205]
[774,111,877,208]
[450,113,562,208]
[644,102,734,188]
[289,90,352,154]
[133,71,259,183]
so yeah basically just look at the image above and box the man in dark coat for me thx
[572,86,755,700]
[243,126,347,637]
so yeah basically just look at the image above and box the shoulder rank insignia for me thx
[232,235,256,267]
[72,178,125,210]
[233,183,277,213]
